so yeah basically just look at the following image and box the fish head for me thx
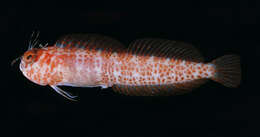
[19,48,48,86]
[21,49,38,66]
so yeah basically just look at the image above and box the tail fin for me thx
[211,55,241,87]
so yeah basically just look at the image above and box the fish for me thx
[14,33,241,101]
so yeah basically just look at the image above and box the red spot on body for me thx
[129,72,133,77]
[157,77,160,83]
[162,79,165,83]
[175,77,178,81]
[160,74,164,77]
[46,58,51,65]
[187,70,191,74]
[185,61,191,66]
[152,77,155,80]
[154,69,157,73]
[181,77,184,81]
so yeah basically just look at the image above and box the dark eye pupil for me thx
[27,55,32,60]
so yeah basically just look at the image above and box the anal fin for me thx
[112,79,207,96]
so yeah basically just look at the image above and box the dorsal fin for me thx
[55,34,125,52]
[112,79,207,96]
[128,39,204,62]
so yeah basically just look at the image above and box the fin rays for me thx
[112,79,207,96]
[55,34,125,52]
[127,39,204,62]
[50,85,78,101]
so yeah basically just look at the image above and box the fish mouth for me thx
[19,61,24,72]
[19,62,33,83]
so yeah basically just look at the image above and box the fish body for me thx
[18,34,241,100]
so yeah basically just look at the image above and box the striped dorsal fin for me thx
[55,34,125,52]
[127,39,204,62]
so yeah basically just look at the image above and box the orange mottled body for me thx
[18,34,241,100]
[105,53,215,86]
[20,47,112,87]
[21,48,215,87]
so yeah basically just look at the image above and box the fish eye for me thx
[26,54,32,60]
[23,51,36,63]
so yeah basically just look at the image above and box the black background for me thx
[5,0,257,137]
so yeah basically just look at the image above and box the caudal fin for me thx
[211,55,241,87]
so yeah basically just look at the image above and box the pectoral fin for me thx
[50,85,78,101]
